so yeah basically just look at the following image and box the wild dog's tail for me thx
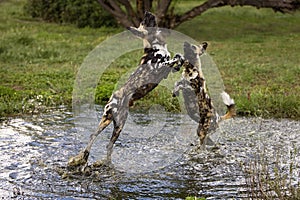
[220,91,236,120]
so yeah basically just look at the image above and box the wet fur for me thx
[68,12,184,168]
[173,42,236,145]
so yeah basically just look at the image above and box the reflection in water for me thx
[0,106,299,199]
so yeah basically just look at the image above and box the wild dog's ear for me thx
[142,11,157,27]
[197,42,208,56]
[183,41,192,53]
[201,42,208,50]
[127,27,146,39]
[184,41,191,47]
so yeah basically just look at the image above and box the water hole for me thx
[0,106,299,199]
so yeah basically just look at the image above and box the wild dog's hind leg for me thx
[105,122,125,163]
[198,113,212,145]
[67,106,113,167]
[172,79,185,97]
[106,107,128,163]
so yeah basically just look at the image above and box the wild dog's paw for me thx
[172,80,185,97]
[172,53,185,71]
[172,89,179,97]
[67,150,89,167]
[91,159,113,169]
[172,84,180,97]
[174,53,185,65]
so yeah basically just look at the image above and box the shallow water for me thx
[0,106,299,199]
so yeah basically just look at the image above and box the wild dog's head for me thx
[128,12,167,49]
[183,42,207,65]
[182,41,208,80]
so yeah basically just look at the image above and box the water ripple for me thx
[0,107,299,199]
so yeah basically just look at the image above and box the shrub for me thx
[24,0,118,28]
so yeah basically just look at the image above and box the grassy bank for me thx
[0,0,299,119]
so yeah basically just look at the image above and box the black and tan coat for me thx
[173,42,236,145]
[68,12,184,168]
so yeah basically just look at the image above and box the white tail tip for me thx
[221,91,235,106]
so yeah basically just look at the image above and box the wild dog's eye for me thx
[191,45,197,51]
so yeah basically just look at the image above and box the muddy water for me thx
[0,106,299,199]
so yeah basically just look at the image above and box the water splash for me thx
[0,107,299,199]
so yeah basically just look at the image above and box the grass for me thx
[242,146,300,199]
[0,0,120,116]
[185,197,206,200]
[176,5,300,119]
[0,0,299,119]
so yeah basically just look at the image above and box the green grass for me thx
[176,5,300,119]
[0,0,120,116]
[0,0,299,119]
[185,197,206,200]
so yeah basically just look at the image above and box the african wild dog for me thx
[68,12,184,167]
[173,42,236,145]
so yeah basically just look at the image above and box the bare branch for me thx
[136,0,153,19]
[97,0,123,18]
[136,0,144,19]
[156,0,171,22]
[172,0,300,28]
[175,0,220,26]
[118,0,140,26]
[98,0,134,27]
[97,0,300,29]
[144,0,153,12]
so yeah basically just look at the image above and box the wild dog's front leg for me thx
[172,79,185,97]
[164,53,185,71]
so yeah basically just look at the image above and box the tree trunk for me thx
[97,0,300,29]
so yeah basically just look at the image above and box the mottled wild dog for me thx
[173,42,236,145]
[68,12,184,167]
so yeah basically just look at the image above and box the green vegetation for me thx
[185,197,206,200]
[177,6,300,119]
[0,0,120,117]
[0,0,299,119]
[242,146,300,199]
[24,0,117,28]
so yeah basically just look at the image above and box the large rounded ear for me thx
[202,42,208,50]
[184,41,191,46]
[142,11,157,27]
[183,41,196,61]
[183,41,192,50]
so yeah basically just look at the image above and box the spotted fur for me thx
[173,42,236,145]
[68,12,184,167]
